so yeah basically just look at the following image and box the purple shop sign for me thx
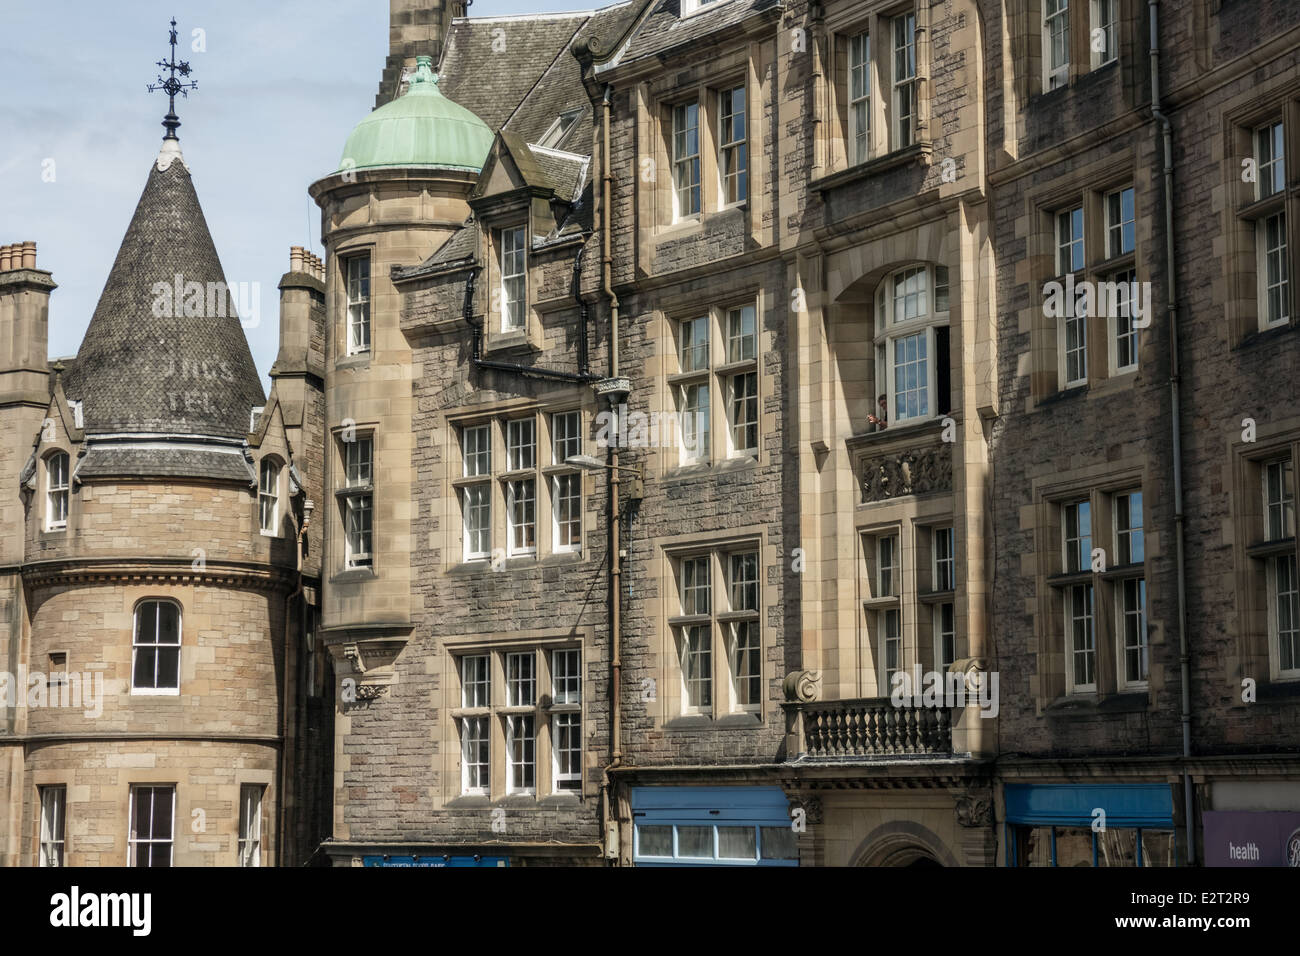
[1203,811,1300,867]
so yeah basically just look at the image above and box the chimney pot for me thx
[0,245,11,271]
[21,241,36,269]
[291,246,304,273]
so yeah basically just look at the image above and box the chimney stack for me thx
[0,238,56,442]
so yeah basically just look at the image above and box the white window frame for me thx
[552,471,582,554]
[506,478,537,557]
[38,785,65,867]
[891,12,918,150]
[719,85,747,206]
[237,784,263,867]
[1258,210,1290,330]
[342,434,374,570]
[677,381,711,465]
[874,265,949,425]
[1043,0,1071,91]
[1256,121,1285,202]
[552,411,581,465]
[1063,499,1092,573]
[463,424,491,477]
[1108,266,1140,375]
[345,254,371,356]
[461,715,490,796]
[672,101,701,220]
[1090,0,1117,69]
[1106,187,1135,258]
[131,600,181,696]
[258,459,279,535]
[878,607,902,693]
[878,534,899,598]
[507,417,537,472]
[933,526,955,591]
[680,624,713,715]
[505,714,536,795]
[462,482,491,562]
[727,369,759,459]
[1269,552,1300,678]
[848,31,871,165]
[1065,582,1097,693]
[45,451,69,532]
[551,711,582,792]
[128,785,175,867]
[1117,576,1148,689]
[1265,458,1296,542]
[499,226,527,332]
[1114,491,1144,566]
[726,304,757,364]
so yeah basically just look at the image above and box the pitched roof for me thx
[63,146,265,444]
[75,445,254,484]
[437,13,593,135]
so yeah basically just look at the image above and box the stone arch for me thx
[850,819,960,867]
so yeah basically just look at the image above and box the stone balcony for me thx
[783,697,954,760]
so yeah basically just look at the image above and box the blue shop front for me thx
[630,786,799,867]
[1003,783,1178,866]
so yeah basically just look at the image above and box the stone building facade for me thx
[4,0,1298,868]
[0,140,331,866]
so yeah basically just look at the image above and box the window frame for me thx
[345,253,372,357]
[44,451,69,532]
[237,784,263,867]
[258,458,280,536]
[498,225,528,333]
[38,785,66,867]
[672,100,702,221]
[131,599,182,696]
[874,264,951,426]
[128,784,176,867]
[718,84,747,206]
[340,434,375,571]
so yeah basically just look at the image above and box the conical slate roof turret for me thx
[64,141,265,480]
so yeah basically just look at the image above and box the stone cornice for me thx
[20,556,300,592]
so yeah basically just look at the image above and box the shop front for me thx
[629,786,799,867]
[1003,783,1177,867]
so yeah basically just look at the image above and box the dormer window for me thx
[45,452,69,531]
[498,226,527,332]
[680,0,723,16]
[68,400,83,429]
[537,109,581,150]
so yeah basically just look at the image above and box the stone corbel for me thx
[336,638,407,700]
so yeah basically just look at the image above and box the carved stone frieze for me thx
[860,446,952,502]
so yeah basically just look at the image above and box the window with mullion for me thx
[1114,490,1147,687]
[461,716,489,795]
[677,381,711,464]
[719,86,747,204]
[673,102,701,219]
[878,534,900,598]
[506,478,536,555]
[507,651,537,707]
[681,624,713,711]
[1115,492,1144,565]
[551,411,581,466]
[682,555,712,615]
[462,424,491,477]
[1106,187,1135,258]
[1110,267,1140,373]
[551,711,581,791]
[553,472,581,552]
[879,607,902,691]
[1265,458,1296,542]
[461,654,490,708]
[507,418,536,472]
[933,527,955,591]
[1256,122,1285,201]
[679,315,710,372]
[726,305,756,364]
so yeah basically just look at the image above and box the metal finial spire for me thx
[147,18,198,141]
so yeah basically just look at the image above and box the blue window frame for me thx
[1003,784,1176,867]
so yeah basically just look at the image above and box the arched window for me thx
[132,600,181,694]
[874,264,951,426]
[259,459,280,534]
[45,452,69,531]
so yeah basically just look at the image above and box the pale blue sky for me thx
[0,0,588,389]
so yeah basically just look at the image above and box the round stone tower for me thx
[2,133,311,867]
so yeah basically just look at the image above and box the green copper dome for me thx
[337,56,493,173]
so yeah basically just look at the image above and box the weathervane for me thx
[147,18,198,141]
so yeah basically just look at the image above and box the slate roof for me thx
[63,152,265,444]
[615,0,781,64]
[437,13,593,135]
[530,146,589,202]
[75,446,253,484]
